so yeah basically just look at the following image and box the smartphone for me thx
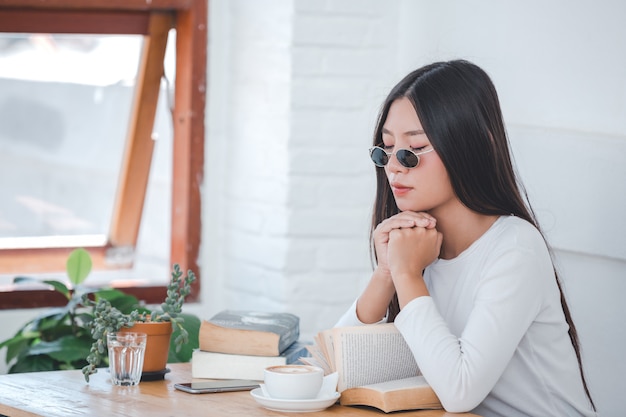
[174,379,260,394]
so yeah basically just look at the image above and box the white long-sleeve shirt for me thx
[335,216,596,417]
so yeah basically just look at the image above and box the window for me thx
[0,0,206,309]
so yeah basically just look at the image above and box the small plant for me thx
[81,263,196,381]
[0,249,199,381]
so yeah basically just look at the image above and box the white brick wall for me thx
[286,2,401,333]
[203,0,401,339]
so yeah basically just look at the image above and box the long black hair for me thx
[371,60,594,409]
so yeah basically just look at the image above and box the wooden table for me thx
[0,363,479,416]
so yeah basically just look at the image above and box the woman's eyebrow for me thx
[405,129,425,136]
[381,127,425,136]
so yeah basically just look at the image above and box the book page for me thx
[302,344,332,374]
[341,375,442,412]
[362,375,429,392]
[317,328,335,372]
[301,328,336,375]
[332,324,420,392]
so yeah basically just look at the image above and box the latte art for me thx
[268,365,317,374]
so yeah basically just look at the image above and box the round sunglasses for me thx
[369,146,434,168]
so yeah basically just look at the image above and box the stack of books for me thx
[191,310,308,381]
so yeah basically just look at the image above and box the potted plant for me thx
[0,248,200,382]
[81,260,197,382]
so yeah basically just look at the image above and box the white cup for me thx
[263,365,324,400]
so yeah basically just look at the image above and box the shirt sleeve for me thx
[394,243,551,412]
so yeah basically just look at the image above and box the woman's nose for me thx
[386,151,407,173]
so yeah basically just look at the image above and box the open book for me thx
[301,323,442,413]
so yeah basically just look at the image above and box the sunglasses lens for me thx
[370,147,389,167]
[396,149,419,168]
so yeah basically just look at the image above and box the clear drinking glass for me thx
[107,332,147,386]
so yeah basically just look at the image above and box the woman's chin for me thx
[396,201,430,213]
[396,203,418,212]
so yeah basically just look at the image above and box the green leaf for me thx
[13,277,71,299]
[94,289,142,314]
[0,332,32,350]
[36,314,72,333]
[3,332,39,364]
[28,335,93,363]
[22,307,70,335]
[66,248,92,286]
[94,288,129,301]
[9,354,56,373]
[167,313,200,363]
[43,280,71,299]
[74,312,96,328]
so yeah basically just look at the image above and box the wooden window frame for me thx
[0,0,206,309]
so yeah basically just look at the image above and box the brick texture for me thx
[215,0,399,339]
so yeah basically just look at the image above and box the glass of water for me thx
[107,332,147,386]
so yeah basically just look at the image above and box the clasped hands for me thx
[373,212,443,304]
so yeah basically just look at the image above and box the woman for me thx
[335,60,596,416]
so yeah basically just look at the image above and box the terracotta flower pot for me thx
[121,321,173,373]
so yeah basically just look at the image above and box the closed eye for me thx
[376,143,394,151]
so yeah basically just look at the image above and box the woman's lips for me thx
[391,183,412,196]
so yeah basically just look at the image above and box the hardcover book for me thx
[191,341,309,381]
[198,310,300,357]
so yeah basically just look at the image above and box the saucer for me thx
[250,388,340,413]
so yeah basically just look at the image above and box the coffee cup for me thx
[263,365,324,400]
